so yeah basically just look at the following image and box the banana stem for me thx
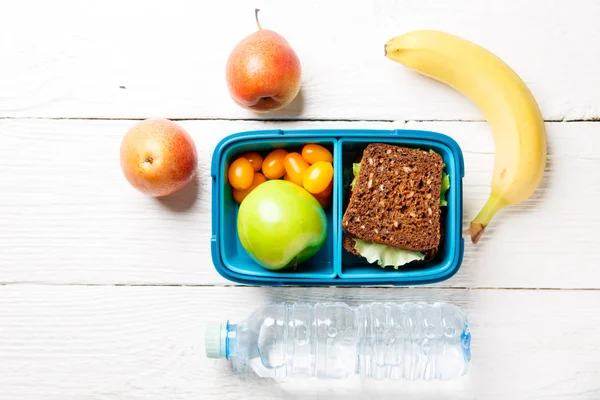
[468,195,508,244]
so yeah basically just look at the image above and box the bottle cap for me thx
[205,322,227,359]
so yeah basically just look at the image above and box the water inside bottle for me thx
[214,302,470,380]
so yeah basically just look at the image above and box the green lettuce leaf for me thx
[353,238,425,269]
[440,172,450,207]
[430,150,450,207]
[350,162,361,189]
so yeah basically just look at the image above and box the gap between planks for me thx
[1,283,599,291]
[1,117,600,122]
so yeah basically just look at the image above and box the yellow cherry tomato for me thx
[239,152,263,172]
[228,157,254,189]
[303,161,333,194]
[284,152,310,186]
[302,144,333,164]
[233,172,267,203]
[262,149,288,179]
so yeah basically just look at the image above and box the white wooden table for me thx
[1,1,600,398]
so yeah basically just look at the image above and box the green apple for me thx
[237,180,327,270]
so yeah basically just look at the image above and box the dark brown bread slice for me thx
[423,246,439,260]
[343,233,361,256]
[342,233,439,264]
[342,143,443,251]
[342,233,439,261]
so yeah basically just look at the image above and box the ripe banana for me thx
[385,30,547,244]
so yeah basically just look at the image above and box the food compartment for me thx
[218,138,338,282]
[337,137,463,283]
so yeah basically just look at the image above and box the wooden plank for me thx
[0,119,396,285]
[0,0,599,120]
[1,119,598,288]
[0,285,598,399]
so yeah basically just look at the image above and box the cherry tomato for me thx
[239,152,263,172]
[313,193,331,209]
[284,152,310,186]
[316,179,333,197]
[262,149,288,179]
[302,144,333,164]
[283,173,292,182]
[233,173,267,203]
[312,178,333,208]
[303,161,333,194]
[228,157,254,189]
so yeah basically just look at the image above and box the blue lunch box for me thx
[211,129,464,286]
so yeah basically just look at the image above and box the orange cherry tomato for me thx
[302,144,333,165]
[284,152,310,186]
[316,179,333,198]
[313,193,331,209]
[312,179,333,208]
[283,173,292,182]
[303,161,333,194]
[228,157,254,189]
[233,173,267,203]
[239,152,263,172]
[262,149,288,179]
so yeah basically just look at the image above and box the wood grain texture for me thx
[0,285,598,400]
[0,0,599,120]
[1,1,598,398]
[1,119,599,288]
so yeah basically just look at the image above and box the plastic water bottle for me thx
[205,301,470,380]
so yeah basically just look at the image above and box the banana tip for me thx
[466,222,486,244]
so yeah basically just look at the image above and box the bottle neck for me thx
[224,323,239,359]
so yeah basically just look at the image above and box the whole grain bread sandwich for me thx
[342,143,449,268]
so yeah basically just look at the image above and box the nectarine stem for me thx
[255,8,262,30]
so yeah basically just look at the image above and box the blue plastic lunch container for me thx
[211,129,464,286]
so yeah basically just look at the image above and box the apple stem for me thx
[293,256,298,271]
[255,8,262,30]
